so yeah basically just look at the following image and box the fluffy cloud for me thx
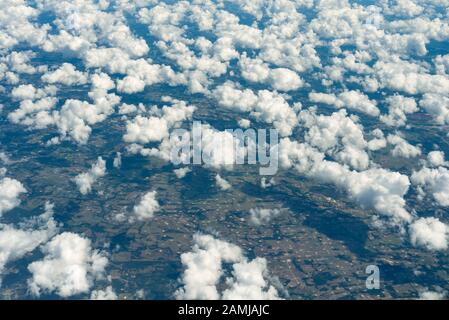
[212,81,258,113]
[173,167,191,179]
[117,76,146,94]
[380,95,418,127]
[222,257,281,300]
[11,84,56,101]
[175,234,281,300]
[278,138,412,225]
[132,191,160,221]
[387,134,421,158]
[239,56,303,91]
[124,116,169,144]
[28,232,108,298]
[0,202,58,284]
[412,167,449,206]
[2,0,449,297]
[0,177,26,216]
[409,217,449,251]
[1,51,39,74]
[427,151,447,167]
[8,97,58,129]
[127,121,249,170]
[419,290,446,300]
[374,59,449,96]
[239,56,270,83]
[215,174,231,191]
[213,82,299,136]
[249,208,282,225]
[435,54,449,75]
[54,73,120,144]
[269,68,304,91]
[309,90,380,117]
[8,73,119,144]
[41,63,88,86]
[74,157,106,195]
[367,129,387,151]
[238,119,251,128]
[90,286,117,300]
[199,125,248,170]
[419,94,449,125]
[299,108,370,170]
[85,47,181,92]
[0,3,48,50]
[123,98,195,144]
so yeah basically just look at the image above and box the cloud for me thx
[387,134,421,158]
[0,177,26,216]
[435,54,449,75]
[8,97,58,129]
[28,232,108,298]
[124,115,169,144]
[129,119,258,172]
[427,151,447,167]
[222,257,281,300]
[90,286,117,300]
[239,55,270,83]
[215,174,231,191]
[53,73,119,144]
[0,152,11,165]
[419,94,449,125]
[299,108,370,170]
[85,47,182,92]
[409,217,449,251]
[199,125,247,170]
[309,90,380,117]
[0,202,58,284]
[2,0,449,297]
[213,82,299,136]
[374,59,449,96]
[212,81,258,113]
[380,95,418,127]
[269,68,304,91]
[132,191,160,221]
[239,55,303,91]
[123,98,195,144]
[260,177,275,189]
[11,84,56,101]
[175,234,281,300]
[117,76,146,94]
[74,157,106,195]
[41,63,88,86]
[411,166,449,206]
[367,129,387,151]
[419,290,446,300]
[278,138,412,225]
[0,3,48,50]
[118,103,139,115]
[249,208,282,225]
[8,73,119,144]
[174,167,191,179]
[2,51,39,74]
[238,119,251,129]
[175,234,242,300]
